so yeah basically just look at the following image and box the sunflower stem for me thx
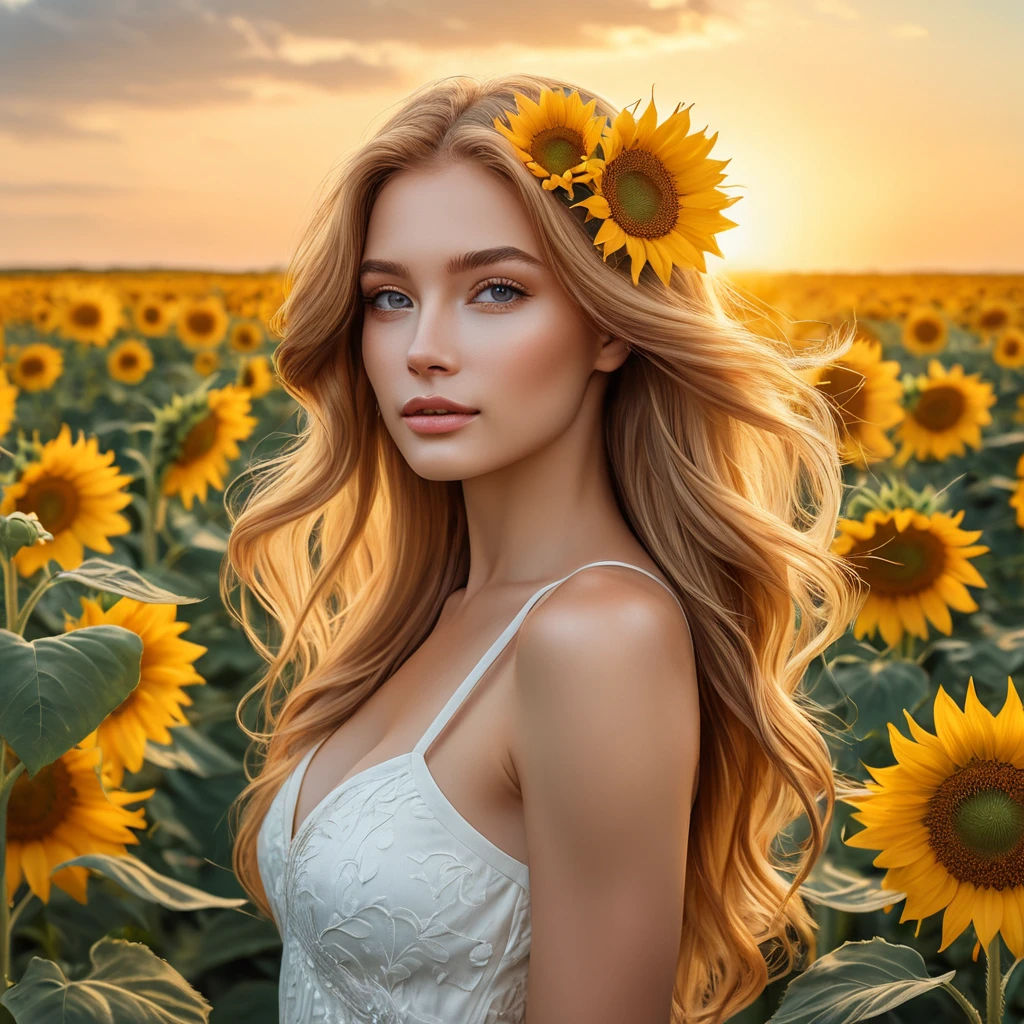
[986,933,1004,1024]
[0,746,26,991]
[1,557,18,634]
[12,567,54,636]
[5,890,32,937]
[941,981,984,1024]
[141,435,159,570]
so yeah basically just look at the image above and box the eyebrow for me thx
[358,245,545,279]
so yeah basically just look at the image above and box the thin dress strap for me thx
[412,559,686,757]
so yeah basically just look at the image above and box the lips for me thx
[401,395,479,416]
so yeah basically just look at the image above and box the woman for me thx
[226,74,864,1024]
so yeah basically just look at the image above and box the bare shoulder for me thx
[520,561,696,655]
[512,562,700,813]
[511,566,700,1019]
[517,564,697,710]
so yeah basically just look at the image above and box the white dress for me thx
[257,560,688,1023]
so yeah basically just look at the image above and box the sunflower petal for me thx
[939,881,976,952]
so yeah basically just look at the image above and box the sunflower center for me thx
[1005,339,1020,357]
[602,149,678,239]
[530,127,585,177]
[844,520,943,596]
[242,367,254,387]
[187,311,216,336]
[120,354,139,369]
[913,319,940,344]
[924,759,1024,889]
[956,791,1024,856]
[980,310,1008,330]
[913,385,965,431]
[18,474,80,535]
[21,357,44,377]
[143,306,160,324]
[816,364,866,434]
[179,413,219,463]
[8,760,75,841]
[72,303,101,328]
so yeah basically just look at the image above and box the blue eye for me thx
[367,290,412,310]
[473,283,523,304]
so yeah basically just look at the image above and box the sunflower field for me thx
[0,269,1022,1024]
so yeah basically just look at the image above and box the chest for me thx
[292,596,530,867]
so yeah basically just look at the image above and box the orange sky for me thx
[0,0,1019,273]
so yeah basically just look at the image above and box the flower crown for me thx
[492,86,742,287]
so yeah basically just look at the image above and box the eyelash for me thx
[359,277,530,314]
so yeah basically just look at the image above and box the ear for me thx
[595,332,630,373]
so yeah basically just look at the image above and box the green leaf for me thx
[793,857,905,913]
[0,937,211,1023]
[768,937,956,1024]
[174,912,281,980]
[144,726,241,777]
[832,659,929,740]
[0,626,143,775]
[52,853,247,911]
[210,981,278,1024]
[53,558,204,605]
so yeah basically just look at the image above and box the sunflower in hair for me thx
[493,87,606,199]
[571,91,741,285]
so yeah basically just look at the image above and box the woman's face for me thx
[359,159,626,482]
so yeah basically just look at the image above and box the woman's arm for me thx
[514,570,700,1024]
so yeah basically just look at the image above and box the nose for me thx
[405,293,460,376]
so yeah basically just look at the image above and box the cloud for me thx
[0,0,734,140]
[888,22,928,39]
[0,104,119,141]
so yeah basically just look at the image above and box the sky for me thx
[0,0,1020,274]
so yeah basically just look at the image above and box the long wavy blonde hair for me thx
[224,72,867,1023]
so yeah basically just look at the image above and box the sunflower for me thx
[107,338,154,385]
[993,327,1024,370]
[228,319,265,354]
[833,507,989,648]
[975,299,1015,338]
[160,384,258,511]
[0,365,17,438]
[0,423,134,578]
[806,334,905,468]
[193,350,220,376]
[132,294,176,338]
[843,677,1024,960]
[492,86,606,199]
[5,745,151,903]
[56,283,124,347]
[31,299,58,334]
[67,596,208,786]
[238,355,274,398]
[857,293,894,321]
[901,306,948,357]
[892,360,997,468]
[176,295,229,351]
[10,342,63,392]
[570,92,741,285]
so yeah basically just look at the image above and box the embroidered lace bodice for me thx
[257,560,688,1023]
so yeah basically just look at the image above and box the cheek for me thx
[481,301,592,417]
[360,320,397,390]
